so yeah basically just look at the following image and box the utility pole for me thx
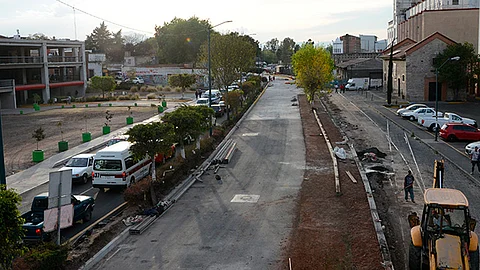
[387,38,396,105]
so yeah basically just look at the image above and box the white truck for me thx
[345,78,369,90]
[419,112,477,131]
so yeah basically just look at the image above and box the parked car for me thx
[401,107,443,121]
[131,77,144,84]
[195,98,210,106]
[211,104,225,117]
[201,90,221,103]
[59,154,95,184]
[396,104,428,116]
[465,141,480,155]
[419,112,477,131]
[22,193,95,243]
[439,123,480,142]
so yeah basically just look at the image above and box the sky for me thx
[0,0,393,45]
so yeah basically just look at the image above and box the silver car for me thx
[465,141,480,155]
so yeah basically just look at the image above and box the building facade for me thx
[340,34,361,54]
[0,38,87,108]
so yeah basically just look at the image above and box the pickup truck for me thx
[22,193,95,242]
[418,112,477,131]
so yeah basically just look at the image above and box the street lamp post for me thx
[208,20,232,135]
[434,56,460,141]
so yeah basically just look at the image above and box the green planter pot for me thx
[103,126,111,135]
[72,104,76,108]
[58,141,68,152]
[82,132,92,142]
[32,150,44,162]
[126,116,134,125]
[162,100,167,107]
[158,106,164,113]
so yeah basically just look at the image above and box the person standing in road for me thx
[404,170,415,203]
[470,146,480,175]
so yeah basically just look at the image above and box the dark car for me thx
[211,104,225,117]
[439,123,480,141]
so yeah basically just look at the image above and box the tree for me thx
[162,106,205,158]
[198,32,256,120]
[26,33,50,40]
[277,37,297,64]
[85,22,112,53]
[435,42,480,100]
[291,44,334,102]
[90,76,116,98]
[226,90,244,116]
[0,186,26,269]
[108,30,125,63]
[261,50,277,64]
[264,38,279,52]
[181,106,214,149]
[155,17,211,64]
[126,122,175,182]
[168,74,197,98]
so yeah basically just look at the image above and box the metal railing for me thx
[0,55,83,64]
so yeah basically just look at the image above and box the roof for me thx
[379,38,417,60]
[405,32,457,56]
[71,153,95,158]
[424,188,468,207]
[336,58,371,68]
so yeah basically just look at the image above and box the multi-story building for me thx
[340,34,361,54]
[332,37,343,54]
[0,37,87,108]
[392,0,417,45]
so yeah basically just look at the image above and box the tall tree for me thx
[265,38,279,52]
[85,22,112,53]
[90,76,116,98]
[155,17,211,64]
[435,42,480,100]
[292,44,334,102]
[126,122,175,182]
[277,37,297,64]
[108,30,125,63]
[0,186,25,269]
[198,32,256,120]
[168,74,197,98]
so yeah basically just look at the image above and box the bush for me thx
[85,96,110,102]
[118,94,139,100]
[130,86,139,92]
[174,87,181,92]
[124,176,152,207]
[163,86,172,92]
[117,82,134,90]
[140,86,148,92]
[156,85,164,91]
[147,93,157,100]
[13,242,68,270]
[146,86,157,92]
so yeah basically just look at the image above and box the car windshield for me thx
[427,207,467,234]
[94,159,122,171]
[197,99,208,104]
[65,158,88,167]
[107,138,126,146]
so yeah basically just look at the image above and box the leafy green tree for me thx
[261,50,277,64]
[226,90,244,116]
[198,32,256,120]
[162,107,204,158]
[168,74,197,98]
[90,76,116,98]
[155,17,211,64]
[277,37,297,64]
[180,106,214,149]
[292,44,334,102]
[108,30,125,63]
[265,38,279,52]
[126,122,175,182]
[435,42,480,100]
[0,186,26,269]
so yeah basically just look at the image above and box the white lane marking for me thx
[231,194,260,203]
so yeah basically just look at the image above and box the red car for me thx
[439,123,480,141]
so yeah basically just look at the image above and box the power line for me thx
[56,0,155,35]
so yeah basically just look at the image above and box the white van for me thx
[92,141,151,189]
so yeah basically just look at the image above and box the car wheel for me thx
[408,241,422,270]
[82,174,88,184]
[447,135,457,142]
[470,248,479,270]
[410,116,415,121]
[83,208,92,222]
[129,177,136,187]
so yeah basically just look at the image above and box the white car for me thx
[131,77,144,84]
[396,104,428,116]
[401,108,443,121]
[465,141,480,155]
[59,154,95,184]
[195,98,210,106]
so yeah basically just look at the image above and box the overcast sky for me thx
[0,0,392,45]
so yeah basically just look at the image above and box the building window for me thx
[452,0,459,5]
[402,75,405,81]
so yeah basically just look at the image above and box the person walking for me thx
[404,170,415,203]
[334,84,339,93]
[470,146,480,175]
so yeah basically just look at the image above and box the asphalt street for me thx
[92,80,305,269]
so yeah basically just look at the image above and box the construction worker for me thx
[404,170,415,203]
